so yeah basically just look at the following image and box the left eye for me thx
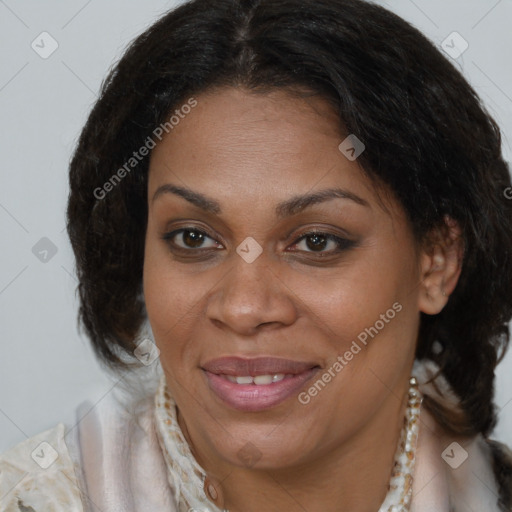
[290,232,350,254]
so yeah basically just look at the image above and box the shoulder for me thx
[413,402,512,512]
[413,360,512,511]
[0,386,177,512]
[75,381,177,511]
[0,422,85,511]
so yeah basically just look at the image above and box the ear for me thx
[418,216,464,315]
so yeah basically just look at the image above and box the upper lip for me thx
[202,357,318,376]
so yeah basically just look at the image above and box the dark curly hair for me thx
[67,0,512,447]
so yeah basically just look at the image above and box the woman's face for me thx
[143,87,425,472]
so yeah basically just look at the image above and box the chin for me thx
[198,414,321,471]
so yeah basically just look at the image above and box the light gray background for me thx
[0,0,511,454]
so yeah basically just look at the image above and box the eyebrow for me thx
[152,184,369,217]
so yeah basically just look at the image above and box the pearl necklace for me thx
[378,376,422,512]
[154,376,422,512]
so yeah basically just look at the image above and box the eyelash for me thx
[161,228,354,257]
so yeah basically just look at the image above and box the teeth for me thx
[253,375,273,385]
[236,376,254,385]
[224,374,287,385]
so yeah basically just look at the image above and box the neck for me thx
[178,385,409,512]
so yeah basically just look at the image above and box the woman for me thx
[1,0,512,510]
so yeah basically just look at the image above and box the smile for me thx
[202,357,320,411]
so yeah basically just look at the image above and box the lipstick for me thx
[202,357,319,412]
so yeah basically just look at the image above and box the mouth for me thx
[201,357,320,411]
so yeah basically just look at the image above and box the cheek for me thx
[293,244,420,367]
[142,238,201,361]
[297,260,408,335]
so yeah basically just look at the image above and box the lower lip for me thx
[203,368,319,412]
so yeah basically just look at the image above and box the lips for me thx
[202,357,319,411]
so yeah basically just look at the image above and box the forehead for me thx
[148,87,388,215]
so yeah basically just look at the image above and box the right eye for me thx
[162,228,223,251]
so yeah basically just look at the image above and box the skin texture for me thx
[143,87,463,512]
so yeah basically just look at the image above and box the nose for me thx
[205,252,298,336]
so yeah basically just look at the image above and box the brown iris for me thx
[305,233,328,252]
[182,230,205,248]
